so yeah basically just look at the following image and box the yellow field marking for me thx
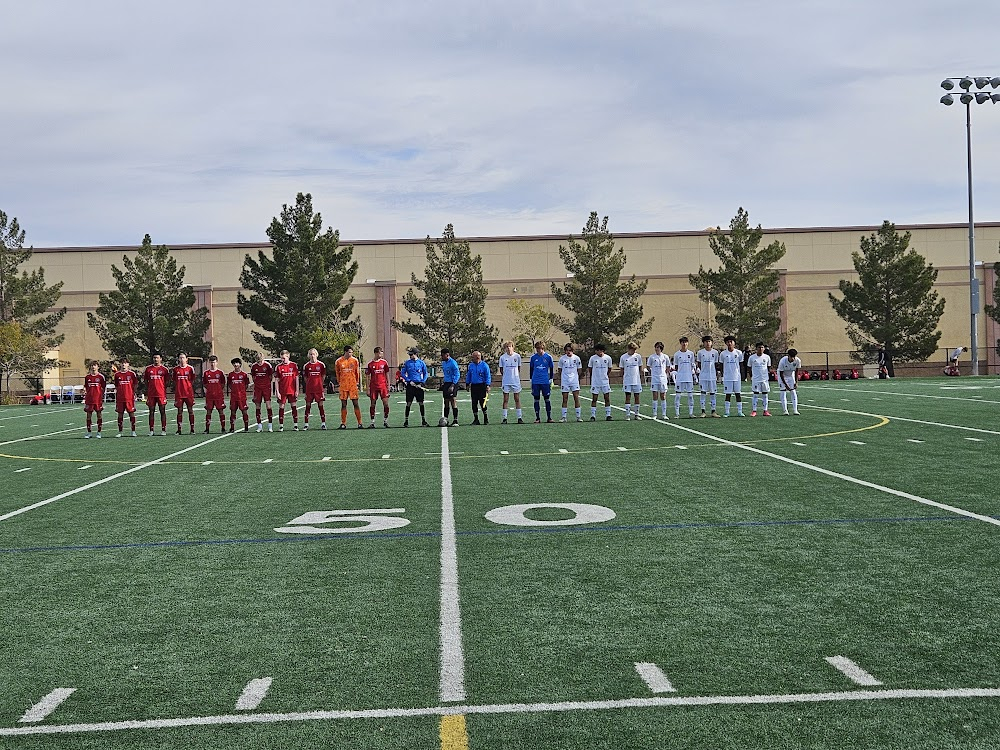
[0,415,889,466]
[439,714,469,750]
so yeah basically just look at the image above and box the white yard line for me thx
[19,688,76,723]
[235,678,273,711]
[634,662,676,693]
[0,408,77,422]
[3,687,1000,736]
[803,404,1000,436]
[825,656,883,686]
[813,386,1000,404]
[438,426,467,703]
[612,407,1000,529]
[0,426,84,446]
[0,433,233,523]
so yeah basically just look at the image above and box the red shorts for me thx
[116,401,135,414]
[369,384,389,400]
[305,390,325,404]
[84,402,103,413]
[253,391,272,404]
[230,397,248,411]
[147,395,167,407]
[206,397,225,412]
[175,396,195,408]
[278,393,297,405]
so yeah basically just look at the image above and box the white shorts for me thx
[591,384,611,395]
[778,378,797,392]
[674,381,694,394]
[502,383,522,394]
[698,378,717,395]
[561,381,580,393]
[723,380,742,395]
[752,381,770,394]
[650,380,668,393]
[623,384,642,394]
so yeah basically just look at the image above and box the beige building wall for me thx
[24,222,1000,382]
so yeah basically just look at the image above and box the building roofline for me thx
[29,220,1000,253]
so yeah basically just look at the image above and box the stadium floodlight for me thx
[938,75,1000,376]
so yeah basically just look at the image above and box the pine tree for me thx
[550,212,653,358]
[392,224,498,361]
[688,207,791,350]
[87,234,212,364]
[238,192,359,363]
[829,221,945,376]
[0,210,66,342]
[985,244,1000,352]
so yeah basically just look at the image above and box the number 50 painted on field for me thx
[274,503,616,534]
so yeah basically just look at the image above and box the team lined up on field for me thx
[78,336,804,437]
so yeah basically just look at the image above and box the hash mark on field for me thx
[675,445,688,450]
[558,448,569,454]
[907,439,924,444]
[617,447,628,451]
[15,468,31,473]
[201,461,214,466]
[500,451,510,455]
[381,454,391,459]
[634,662,676,694]
[20,688,76,723]
[849,441,865,446]
[235,678,272,711]
[792,442,807,447]
[966,438,983,442]
[77,465,92,470]
[322,456,332,461]
[825,656,883,686]
[262,458,273,463]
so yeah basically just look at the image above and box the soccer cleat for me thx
[606,415,613,421]
[589,416,596,422]
[723,413,729,418]
[560,417,567,423]
[279,425,284,432]
[84,432,92,439]
[149,430,155,437]
[321,423,327,430]
[176,428,182,435]
[750,411,757,417]
[403,420,409,427]
[451,421,459,427]
[357,423,364,429]
[116,432,123,438]
[384,420,391,428]
[482,415,489,425]
[189,428,195,434]
[782,410,789,416]
[160,430,167,436]
[204,428,210,434]
[517,418,524,424]
[700,411,707,418]
[472,417,481,425]
[302,424,309,430]
[711,412,720,418]
[501,418,508,424]
[675,412,681,419]
[293,424,299,431]
[95,433,102,438]
[422,420,430,427]
[576,417,583,422]
[763,411,772,417]
[267,423,273,432]
[624,414,630,421]
[255,423,263,433]
[534,418,541,424]
[793,410,800,415]
[338,423,346,430]
[368,423,376,429]
[131,431,137,437]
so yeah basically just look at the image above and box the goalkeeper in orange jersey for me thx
[335,345,364,429]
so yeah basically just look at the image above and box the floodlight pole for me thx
[965,99,979,376]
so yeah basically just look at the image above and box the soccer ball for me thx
[438,417,449,427]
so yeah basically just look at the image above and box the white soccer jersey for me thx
[559,354,582,388]
[720,349,743,382]
[672,350,695,383]
[696,349,719,382]
[647,352,671,383]
[748,353,771,384]
[619,353,643,387]
[499,353,522,387]
[589,354,613,388]
[777,356,801,389]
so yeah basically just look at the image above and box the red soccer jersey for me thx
[113,370,139,406]
[275,362,299,396]
[251,361,273,395]
[303,361,326,395]
[202,369,226,401]
[227,370,249,401]
[172,365,196,400]
[84,373,106,406]
[366,358,390,391]
[143,365,170,400]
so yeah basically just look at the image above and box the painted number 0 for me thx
[274,509,411,535]
[484,503,616,527]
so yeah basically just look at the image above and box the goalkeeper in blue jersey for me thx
[529,341,555,423]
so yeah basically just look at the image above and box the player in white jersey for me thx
[719,335,745,417]
[777,348,802,415]
[646,342,671,419]
[588,343,614,421]
[672,337,697,418]
[558,343,583,422]
[696,335,721,417]
[747,342,772,416]
[498,341,524,424]
[619,342,644,420]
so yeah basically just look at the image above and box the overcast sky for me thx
[3,0,1000,248]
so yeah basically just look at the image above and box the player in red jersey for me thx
[302,348,327,430]
[251,353,275,433]
[275,349,300,431]
[366,346,391,428]
[202,355,227,433]
[83,361,106,438]
[227,357,251,433]
[143,351,170,435]
[113,357,139,437]
[172,352,197,434]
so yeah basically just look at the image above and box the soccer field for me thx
[1,379,1000,749]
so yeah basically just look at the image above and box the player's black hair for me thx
[654,341,664,349]
[595,343,606,352]
[679,336,689,343]
[787,348,798,358]
[343,344,353,352]
[441,348,451,356]
[754,341,764,348]
[208,354,218,361]
[724,336,735,343]
[701,335,712,343]
[564,343,573,350]
[152,350,162,357]
[231,357,241,365]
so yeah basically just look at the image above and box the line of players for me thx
[79,336,803,437]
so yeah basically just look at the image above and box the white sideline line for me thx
[14,468,31,473]
[634,662,676,693]
[814,385,1000,404]
[0,433,233,523]
[438,425,466,702]
[4,687,1000,736]
[848,441,865,445]
[77,465,92,470]
[20,688,76,723]
[0,408,76,422]
[792,442,807,446]
[907,439,924,444]
[612,407,1000,529]
[803,404,1000,437]
[966,438,983,442]
[0,426,83,446]
[235,678,273,711]
[825,656,883,686]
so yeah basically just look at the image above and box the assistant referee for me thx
[465,350,492,425]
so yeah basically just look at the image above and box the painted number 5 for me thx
[274,509,410,535]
